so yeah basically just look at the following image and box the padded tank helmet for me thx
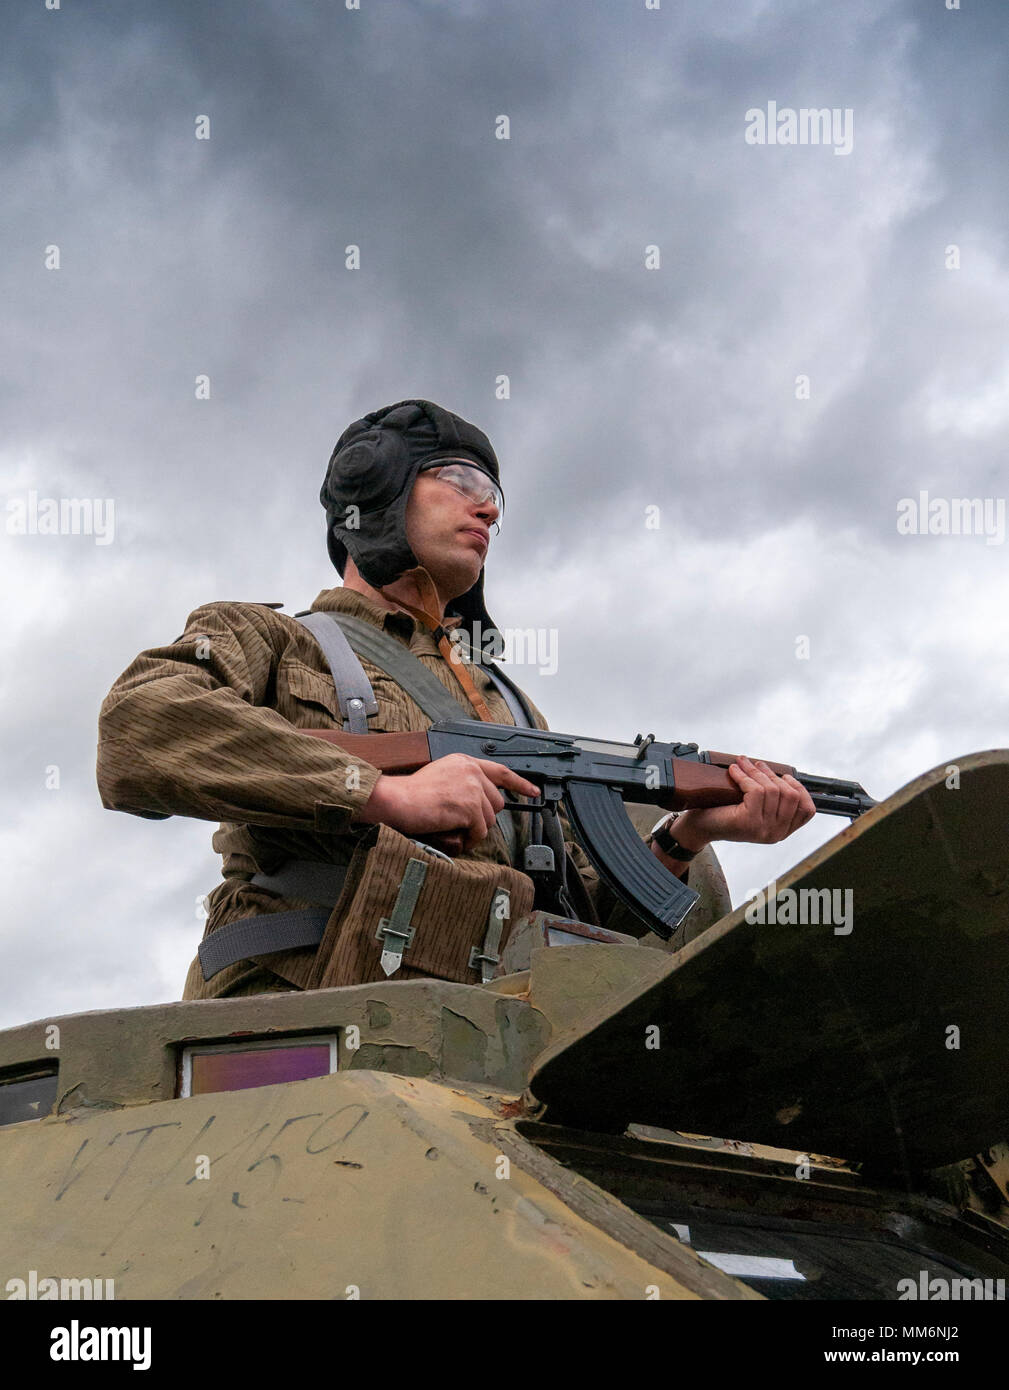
[321,399,504,649]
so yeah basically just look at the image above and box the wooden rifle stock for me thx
[302,727,433,772]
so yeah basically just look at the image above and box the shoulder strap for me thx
[295,611,378,733]
[298,610,522,864]
[481,662,536,729]
[332,613,473,723]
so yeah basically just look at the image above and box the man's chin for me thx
[426,559,484,605]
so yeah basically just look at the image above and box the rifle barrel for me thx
[797,772,878,818]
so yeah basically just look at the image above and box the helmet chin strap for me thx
[377,565,494,722]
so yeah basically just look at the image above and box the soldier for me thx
[97,398,815,999]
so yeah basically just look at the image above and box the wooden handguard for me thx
[705,751,796,778]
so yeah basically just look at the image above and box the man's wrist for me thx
[351,772,393,826]
[655,811,710,856]
[647,812,710,880]
[316,764,385,833]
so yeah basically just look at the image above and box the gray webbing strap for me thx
[198,907,332,981]
[334,613,472,722]
[482,664,535,729]
[296,611,378,733]
[250,860,349,905]
[376,857,428,977]
[469,887,511,983]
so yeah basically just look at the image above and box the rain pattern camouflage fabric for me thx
[97,586,731,999]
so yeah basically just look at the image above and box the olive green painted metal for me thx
[0,1069,755,1300]
[531,751,1009,1170]
[0,977,556,1112]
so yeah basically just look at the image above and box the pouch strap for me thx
[469,887,511,983]
[376,857,428,977]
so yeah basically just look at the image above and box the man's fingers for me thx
[463,797,492,850]
[781,773,816,817]
[737,756,778,825]
[727,761,761,791]
[782,774,816,835]
[480,788,500,834]
[455,785,497,849]
[473,758,540,799]
[736,758,815,841]
[780,791,807,839]
[481,778,507,815]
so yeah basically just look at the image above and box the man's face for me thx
[404,463,501,601]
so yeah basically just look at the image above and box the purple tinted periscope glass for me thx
[188,1043,332,1096]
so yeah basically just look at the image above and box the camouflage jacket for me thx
[97,586,730,998]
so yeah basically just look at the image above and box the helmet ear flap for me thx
[327,525,348,577]
[325,433,406,513]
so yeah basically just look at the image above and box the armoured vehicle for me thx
[2,751,1008,1300]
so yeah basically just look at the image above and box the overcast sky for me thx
[2,0,1007,1030]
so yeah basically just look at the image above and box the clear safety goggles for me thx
[418,459,504,533]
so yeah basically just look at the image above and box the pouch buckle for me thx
[375,857,428,977]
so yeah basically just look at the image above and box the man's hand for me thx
[669,756,817,853]
[353,755,540,854]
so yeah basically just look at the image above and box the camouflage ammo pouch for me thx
[305,822,536,989]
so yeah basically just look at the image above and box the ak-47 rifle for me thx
[304,719,877,940]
